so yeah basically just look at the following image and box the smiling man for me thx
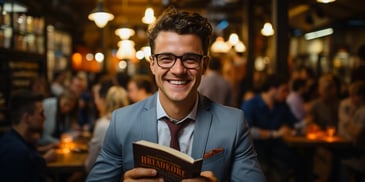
[87,7,265,182]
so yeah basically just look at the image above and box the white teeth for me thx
[169,80,187,85]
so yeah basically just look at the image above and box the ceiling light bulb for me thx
[89,12,114,28]
[88,0,114,28]
[261,22,274,36]
[316,0,335,3]
[115,27,135,40]
[117,40,136,60]
[142,7,156,24]
[234,41,246,53]
[211,37,230,53]
[228,33,240,46]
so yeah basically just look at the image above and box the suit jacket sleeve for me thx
[230,111,266,182]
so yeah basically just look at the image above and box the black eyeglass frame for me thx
[152,53,206,69]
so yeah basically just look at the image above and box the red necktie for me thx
[162,117,191,151]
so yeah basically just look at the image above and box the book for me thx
[133,140,203,181]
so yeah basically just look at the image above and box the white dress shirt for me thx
[156,93,198,155]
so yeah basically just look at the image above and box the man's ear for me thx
[22,112,31,125]
[202,56,210,74]
[149,56,155,75]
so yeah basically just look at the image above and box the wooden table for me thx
[47,150,88,173]
[46,137,89,181]
[282,134,353,182]
[283,135,352,148]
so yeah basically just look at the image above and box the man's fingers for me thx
[124,168,159,180]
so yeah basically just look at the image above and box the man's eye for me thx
[183,56,199,61]
[159,55,173,60]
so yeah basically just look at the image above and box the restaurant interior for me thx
[0,0,365,181]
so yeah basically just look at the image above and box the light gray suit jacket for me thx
[87,94,265,182]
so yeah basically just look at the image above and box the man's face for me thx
[92,84,104,113]
[28,101,45,133]
[60,97,76,113]
[275,84,289,102]
[149,31,208,105]
[127,81,139,103]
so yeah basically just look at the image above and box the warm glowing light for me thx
[115,27,135,40]
[86,53,94,61]
[95,52,104,63]
[316,0,335,3]
[72,52,82,69]
[136,50,145,60]
[306,133,318,140]
[234,41,246,53]
[261,22,274,36]
[116,40,136,60]
[326,126,336,138]
[142,46,152,61]
[228,33,240,46]
[210,37,230,53]
[118,60,128,70]
[72,53,82,63]
[60,134,74,154]
[254,56,266,71]
[88,0,114,28]
[142,7,156,24]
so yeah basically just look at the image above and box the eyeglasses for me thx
[152,53,205,69]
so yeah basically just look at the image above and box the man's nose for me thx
[170,58,186,73]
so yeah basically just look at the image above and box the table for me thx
[46,136,89,181]
[47,150,88,173]
[282,134,353,181]
[283,135,352,148]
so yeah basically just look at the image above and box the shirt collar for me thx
[156,92,198,123]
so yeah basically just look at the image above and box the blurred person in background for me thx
[115,72,131,89]
[307,73,342,182]
[85,85,129,172]
[50,70,67,97]
[335,81,365,181]
[286,78,308,121]
[69,72,93,132]
[351,44,365,83]
[39,89,79,145]
[308,73,340,130]
[127,75,156,104]
[0,91,56,182]
[338,81,365,140]
[241,74,308,182]
[198,56,234,106]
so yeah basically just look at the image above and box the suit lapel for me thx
[191,95,213,159]
[139,94,158,143]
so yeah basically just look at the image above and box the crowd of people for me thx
[0,6,364,182]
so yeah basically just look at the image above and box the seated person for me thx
[308,73,340,130]
[0,91,55,182]
[39,89,79,145]
[339,81,365,181]
[85,85,129,172]
[338,81,365,140]
[241,74,308,182]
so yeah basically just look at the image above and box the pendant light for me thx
[88,0,114,28]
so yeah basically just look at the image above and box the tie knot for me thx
[162,117,192,151]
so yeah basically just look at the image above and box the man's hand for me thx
[123,168,163,182]
[278,125,293,137]
[182,171,218,182]
[43,149,57,163]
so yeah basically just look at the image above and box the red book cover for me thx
[133,140,203,181]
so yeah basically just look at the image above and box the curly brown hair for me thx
[148,6,212,55]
